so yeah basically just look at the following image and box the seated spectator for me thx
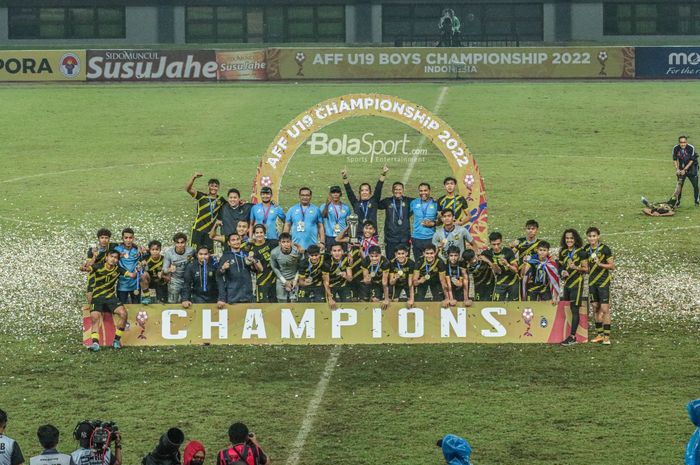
[183,441,206,465]
[30,425,75,465]
[216,423,268,465]
[0,408,25,465]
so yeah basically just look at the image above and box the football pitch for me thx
[1,81,699,465]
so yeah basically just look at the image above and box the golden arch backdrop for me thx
[251,93,489,245]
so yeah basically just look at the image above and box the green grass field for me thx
[1,81,699,465]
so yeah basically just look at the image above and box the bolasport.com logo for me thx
[306,132,427,164]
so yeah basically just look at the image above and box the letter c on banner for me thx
[162,309,187,340]
[481,307,507,337]
[331,308,357,338]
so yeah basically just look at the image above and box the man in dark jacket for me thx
[217,233,262,305]
[340,165,388,237]
[182,246,218,307]
[673,135,699,206]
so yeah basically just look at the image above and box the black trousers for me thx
[678,173,699,205]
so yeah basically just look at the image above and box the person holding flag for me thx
[521,241,560,302]
[249,186,285,246]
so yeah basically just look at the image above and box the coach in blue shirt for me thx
[250,186,285,244]
[115,228,142,304]
[410,183,438,260]
[321,185,352,250]
[284,187,325,252]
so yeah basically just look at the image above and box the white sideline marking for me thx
[401,86,449,185]
[285,345,341,465]
[0,158,229,184]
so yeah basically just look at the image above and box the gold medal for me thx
[334,223,341,234]
[397,270,404,277]
[370,272,376,278]
[425,274,431,280]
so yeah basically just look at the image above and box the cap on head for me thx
[329,185,342,194]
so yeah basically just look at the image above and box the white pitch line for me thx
[0,157,230,184]
[401,86,449,185]
[285,345,341,465]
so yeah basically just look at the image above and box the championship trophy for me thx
[347,213,359,244]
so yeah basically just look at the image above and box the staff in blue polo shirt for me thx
[114,227,142,304]
[321,185,352,251]
[410,182,438,260]
[250,186,285,246]
[284,186,325,253]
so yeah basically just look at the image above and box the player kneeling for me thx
[413,244,449,306]
[297,245,326,303]
[84,250,134,351]
[360,245,391,309]
[323,243,353,309]
[445,246,472,307]
[389,245,415,307]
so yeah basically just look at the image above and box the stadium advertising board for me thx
[83,301,587,346]
[216,50,268,81]
[266,47,635,80]
[86,49,218,81]
[0,50,85,82]
[635,47,700,79]
[251,93,489,246]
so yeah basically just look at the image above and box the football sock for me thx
[570,305,579,336]
[91,332,99,344]
[115,329,124,341]
[603,324,611,337]
[595,322,603,336]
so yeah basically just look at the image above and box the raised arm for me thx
[341,168,359,206]
[186,172,202,197]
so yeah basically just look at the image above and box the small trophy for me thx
[347,214,359,244]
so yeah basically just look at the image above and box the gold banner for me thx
[82,302,587,346]
[0,50,86,81]
[266,47,635,80]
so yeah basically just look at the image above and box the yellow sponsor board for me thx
[266,47,635,80]
[0,50,86,81]
[82,302,587,346]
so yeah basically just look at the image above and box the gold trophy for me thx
[347,213,359,244]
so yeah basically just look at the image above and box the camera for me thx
[74,420,119,452]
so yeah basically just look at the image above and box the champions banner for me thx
[0,50,85,82]
[265,47,635,80]
[82,302,587,346]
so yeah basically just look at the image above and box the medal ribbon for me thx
[392,198,403,223]
[202,261,208,292]
[261,203,272,224]
[370,261,380,276]
[361,201,369,219]
[448,263,459,278]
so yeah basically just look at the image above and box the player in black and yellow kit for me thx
[139,240,167,304]
[437,177,469,226]
[297,245,326,302]
[522,241,559,302]
[463,249,493,301]
[413,244,448,304]
[389,245,415,306]
[482,232,519,301]
[586,227,615,345]
[511,219,541,262]
[83,250,135,352]
[557,229,589,346]
[361,245,391,308]
[246,224,276,303]
[185,172,225,252]
[445,246,471,306]
[81,228,119,311]
[322,243,352,309]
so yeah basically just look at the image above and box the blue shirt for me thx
[285,203,323,250]
[410,198,438,240]
[323,201,352,238]
[115,244,140,291]
[250,202,285,240]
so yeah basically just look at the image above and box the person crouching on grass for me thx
[558,229,589,346]
[586,227,615,345]
[361,245,391,309]
[217,233,262,306]
[389,244,415,307]
[323,243,353,309]
[83,249,133,351]
[445,246,471,307]
[413,244,449,306]
[521,241,560,303]
[182,246,219,308]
